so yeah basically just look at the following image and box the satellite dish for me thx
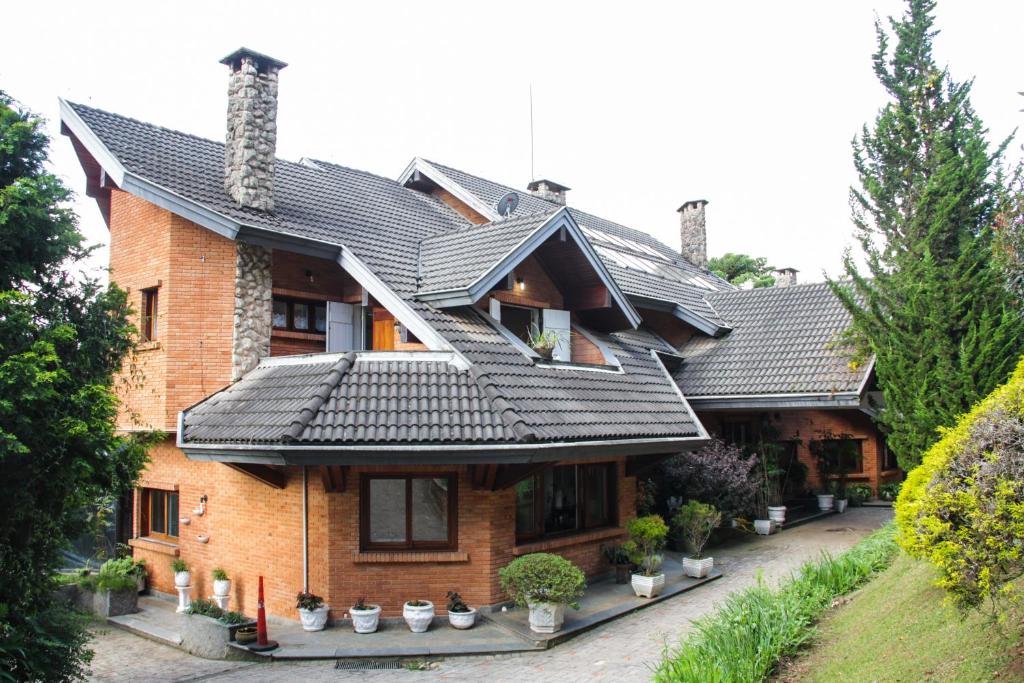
[496,192,520,217]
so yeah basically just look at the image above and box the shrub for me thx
[623,515,669,576]
[848,484,873,506]
[295,592,324,611]
[673,501,722,559]
[186,598,248,625]
[879,481,902,500]
[446,591,471,613]
[654,524,898,683]
[660,440,759,519]
[212,568,228,581]
[499,553,586,608]
[602,543,630,566]
[897,357,1024,612]
[80,558,140,593]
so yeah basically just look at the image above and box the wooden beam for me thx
[319,465,348,493]
[224,463,286,489]
[491,462,550,491]
[565,285,611,311]
[469,464,498,491]
[625,453,676,478]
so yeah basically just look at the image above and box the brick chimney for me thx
[221,48,287,212]
[774,267,798,287]
[527,179,570,206]
[678,199,708,268]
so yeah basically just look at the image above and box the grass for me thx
[779,553,1024,682]
[654,524,899,683]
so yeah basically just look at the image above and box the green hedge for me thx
[653,524,898,683]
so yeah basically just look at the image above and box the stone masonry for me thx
[679,199,708,268]
[232,242,272,380]
[222,49,286,212]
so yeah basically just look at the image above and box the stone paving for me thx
[87,507,892,682]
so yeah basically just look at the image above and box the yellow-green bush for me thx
[896,356,1024,611]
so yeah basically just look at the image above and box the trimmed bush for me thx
[623,515,669,576]
[654,524,898,683]
[499,553,586,608]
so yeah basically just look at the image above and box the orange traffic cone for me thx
[249,575,278,651]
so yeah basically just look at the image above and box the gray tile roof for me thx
[673,282,867,397]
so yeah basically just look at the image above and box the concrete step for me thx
[108,612,183,648]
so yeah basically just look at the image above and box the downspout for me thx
[302,465,309,592]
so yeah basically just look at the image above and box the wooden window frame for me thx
[140,488,179,543]
[272,297,327,335]
[811,438,865,474]
[359,473,458,551]
[141,287,158,341]
[515,463,617,544]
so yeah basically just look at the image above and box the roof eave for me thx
[686,392,864,411]
[628,295,731,337]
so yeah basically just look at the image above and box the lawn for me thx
[780,553,1024,682]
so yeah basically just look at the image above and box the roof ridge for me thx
[707,280,836,299]
[281,352,357,442]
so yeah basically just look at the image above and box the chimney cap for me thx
[527,178,571,192]
[677,199,709,212]
[775,267,799,274]
[220,47,288,72]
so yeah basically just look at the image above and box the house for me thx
[60,48,896,621]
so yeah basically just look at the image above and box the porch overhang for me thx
[686,392,865,411]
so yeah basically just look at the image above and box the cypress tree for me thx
[830,0,1024,470]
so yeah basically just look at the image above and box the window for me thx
[515,463,616,542]
[880,437,898,471]
[360,474,457,550]
[141,288,158,341]
[811,439,864,474]
[272,297,327,334]
[141,488,179,542]
[721,420,755,448]
[500,304,539,345]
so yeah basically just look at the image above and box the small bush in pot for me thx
[673,501,722,578]
[499,553,586,633]
[296,591,330,631]
[211,568,230,598]
[526,324,560,359]
[171,558,190,588]
[350,596,381,634]
[602,543,632,584]
[403,598,435,633]
[623,514,669,597]
[445,591,477,630]
[879,481,901,501]
[848,483,873,506]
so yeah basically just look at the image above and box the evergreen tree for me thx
[708,253,776,288]
[830,0,1024,471]
[0,93,154,681]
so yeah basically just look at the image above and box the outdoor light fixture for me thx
[305,269,315,284]
[516,277,525,291]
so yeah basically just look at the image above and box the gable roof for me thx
[673,282,871,407]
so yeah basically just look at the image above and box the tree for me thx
[708,253,775,288]
[829,0,1024,471]
[0,93,153,681]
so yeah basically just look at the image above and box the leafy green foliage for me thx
[295,592,325,611]
[171,558,188,573]
[896,357,1024,612]
[445,591,471,613]
[708,253,776,288]
[623,514,669,576]
[847,483,874,505]
[0,92,155,682]
[672,501,721,559]
[828,0,1024,471]
[211,568,228,581]
[78,558,143,593]
[654,524,898,683]
[185,598,249,625]
[994,171,1024,304]
[499,553,586,608]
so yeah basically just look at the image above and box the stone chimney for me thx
[678,199,708,268]
[221,47,287,212]
[527,179,570,206]
[774,267,799,288]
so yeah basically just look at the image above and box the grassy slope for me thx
[784,553,1023,682]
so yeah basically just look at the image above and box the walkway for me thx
[87,507,892,682]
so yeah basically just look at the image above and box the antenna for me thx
[529,84,535,181]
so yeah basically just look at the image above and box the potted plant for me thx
[171,558,190,588]
[350,596,381,634]
[753,456,774,535]
[602,543,632,584]
[880,481,901,501]
[445,591,477,629]
[296,591,330,631]
[673,501,722,578]
[403,599,435,633]
[623,514,669,597]
[130,558,147,594]
[212,568,230,598]
[499,552,586,634]
[848,483,873,506]
[526,324,559,360]
[811,434,858,512]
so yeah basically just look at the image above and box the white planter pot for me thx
[350,605,381,634]
[527,601,566,633]
[403,601,434,633]
[835,498,849,513]
[213,579,230,597]
[174,571,191,588]
[298,605,330,632]
[767,506,787,524]
[817,494,835,511]
[631,572,666,598]
[447,607,477,630]
[682,556,714,578]
[754,519,773,535]
[136,574,146,594]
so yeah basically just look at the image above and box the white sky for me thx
[2,1,1022,283]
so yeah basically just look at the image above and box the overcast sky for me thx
[3,1,1022,283]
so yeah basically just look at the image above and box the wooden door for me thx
[372,318,395,350]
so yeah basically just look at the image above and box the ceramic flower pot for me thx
[403,601,434,633]
[754,519,773,535]
[213,579,231,597]
[835,498,849,513]
[817,494,835,511]
[447,607,477,630]
[174,571,191,588]
[767,506,787,524]
[298,605,330,631]
[631,572,666,598]
[527,601,566,633]
[350,605,381,634]
[682,556,714,578]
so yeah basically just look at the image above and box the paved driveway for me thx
[87,507,892,682]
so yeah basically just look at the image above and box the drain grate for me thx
[335,658,402,671]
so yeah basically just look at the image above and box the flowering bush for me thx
[660,440,759,519]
